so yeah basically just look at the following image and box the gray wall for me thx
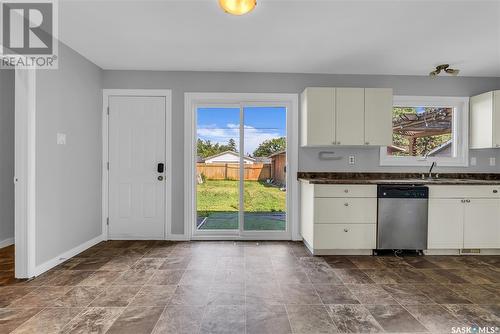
[36,43,103,265]
[0,69,15,245]
[103,71,500,234]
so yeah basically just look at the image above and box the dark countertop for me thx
[297,172,500,185]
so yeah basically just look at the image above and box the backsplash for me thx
[299,146,500,173]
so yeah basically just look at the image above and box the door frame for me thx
[14,69,37,278]
[102,89,172,240]
[184,92,300,241]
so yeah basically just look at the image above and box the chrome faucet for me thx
[428,161,437,179]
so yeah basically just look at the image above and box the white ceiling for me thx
[59,0,500,76]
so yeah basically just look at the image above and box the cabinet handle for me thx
[365,142,370,145]
[344,189,349,193]
[461,200,465,203]
[332,141,336,144]
[343,228,349,232]
[344,203,349,207]
[493,190,498,193]
[466,199,471,203]
[337,141,341,144]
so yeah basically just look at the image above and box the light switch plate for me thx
[57,133,66,145]
[348,155,355,165]
[489,157,496,166]
[470,157,477,166]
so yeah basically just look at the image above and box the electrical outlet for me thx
[490,157,496,166]
[56,133,66,145]
[348,155,355,165]
[470,157,477,166]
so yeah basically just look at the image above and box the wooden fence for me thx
[197,163,271,181]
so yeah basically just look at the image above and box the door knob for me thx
[158,176,164,181]
[157,163,165,173]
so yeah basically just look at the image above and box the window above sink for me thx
[379,96,469,167]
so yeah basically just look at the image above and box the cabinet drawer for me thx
[314,185,377,198]
[314,198,377,223]
[429,185,500,199]
[314,224,376,249]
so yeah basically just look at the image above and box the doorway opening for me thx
[0,68,15,280]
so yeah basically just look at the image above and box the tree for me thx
[228,138,237,151]
[197,138,237,158]
[253,137,286,157]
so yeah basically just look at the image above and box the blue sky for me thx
[197,107,286,155]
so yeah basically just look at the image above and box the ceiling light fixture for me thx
[429,64,460,77]
[219,0,256,15]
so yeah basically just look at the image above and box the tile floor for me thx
[0,241,499,333]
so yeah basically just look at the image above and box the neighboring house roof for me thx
[268,150,286,158]
[427,140,452,157]
[203,151,256,163]
[254,156,272,164]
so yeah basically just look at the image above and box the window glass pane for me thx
[196,107,240,230]
[243,106,286,231]
[388,106,453,157]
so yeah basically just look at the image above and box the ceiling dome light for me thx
[219,0,256,15]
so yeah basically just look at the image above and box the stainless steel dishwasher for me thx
[377,185,429,251]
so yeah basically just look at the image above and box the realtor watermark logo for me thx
[0,0,58,69]
[452,325,499,333]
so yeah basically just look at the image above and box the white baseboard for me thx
[169,233,190,241]
[108,235,164,240]
[33,234,104,277]
[0,237,14,249]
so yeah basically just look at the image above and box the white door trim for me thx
[14,69,37,278]
[184,92,300,241]
[102,89,172,240]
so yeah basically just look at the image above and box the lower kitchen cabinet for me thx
[463,199,500,248]
[428,186,500,250]
[300,182,377,254]
[428,199,464,249]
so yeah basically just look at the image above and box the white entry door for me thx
[108,96,166,239]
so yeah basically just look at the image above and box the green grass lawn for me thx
[197,180,286,230]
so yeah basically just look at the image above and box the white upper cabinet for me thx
[301,87,393,147]
[335,88,365,145]
[470,90,500,149]
[365,88,393,146]
[301,87,335,146]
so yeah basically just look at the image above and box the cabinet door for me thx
[301,88,335,146]
[364,88,393,146]
[428,199,464,249]
[335,88,364,145]
[463,199,500,248]
[494,91,500,148]
[470,92,493,149]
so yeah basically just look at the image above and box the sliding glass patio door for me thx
[195,103,288,238]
